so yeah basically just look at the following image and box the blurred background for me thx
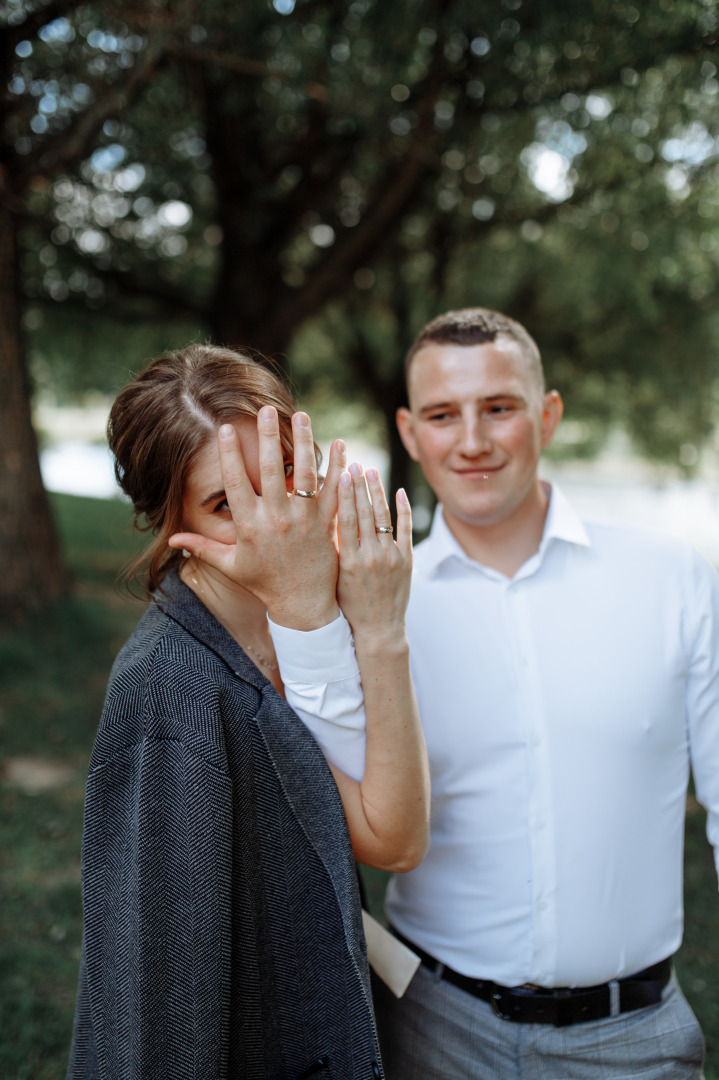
[2,0,719,1075]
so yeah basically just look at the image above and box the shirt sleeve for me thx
[684,547,719,889]
[268,613,366,782]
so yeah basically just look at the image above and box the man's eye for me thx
[284,461,294,478]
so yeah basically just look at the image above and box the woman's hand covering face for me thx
[169,407,345,630]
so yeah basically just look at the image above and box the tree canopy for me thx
[2,0,719,616]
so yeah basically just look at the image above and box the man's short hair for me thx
[405,307,545,392]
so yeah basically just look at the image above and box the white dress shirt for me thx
[273,485,719,988]
[268,613,365,782]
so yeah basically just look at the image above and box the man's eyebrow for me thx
[418,401,455,417]
[418,392,526,416]
[483,393,526,404]
[200,489,226,507]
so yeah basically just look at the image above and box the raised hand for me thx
[169,407,345,629]
[328,466,428,871]
[336,463,413,643]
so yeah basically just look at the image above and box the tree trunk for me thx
[378,381,410,506]
[388,419,409,501]
[0,203,68,622]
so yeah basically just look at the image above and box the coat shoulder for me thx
[91,600,261,772]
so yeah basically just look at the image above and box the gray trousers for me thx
[372,965,705,1080]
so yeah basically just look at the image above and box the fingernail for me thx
[182,548,191,558]
[219,424,234,440]
[294,412,310,428]
[340,471,352,487]
[335,439,346,456]
[349,462,362,478]
[397,487,408,504]
[259,406,275,425]
[366,467,378,483]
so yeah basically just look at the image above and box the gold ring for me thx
[293,488,319,498]
[376,526,394,534]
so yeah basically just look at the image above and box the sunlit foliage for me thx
[3,0,719,474]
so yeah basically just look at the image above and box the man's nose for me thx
[458,416,491,455]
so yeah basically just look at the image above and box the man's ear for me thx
[541,390,563,449]
[396,407,421,462]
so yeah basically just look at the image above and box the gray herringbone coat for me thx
[67,571,383,1080]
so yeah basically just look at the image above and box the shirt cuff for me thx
[268,612,359,684]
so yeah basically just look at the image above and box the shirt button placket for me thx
[509,580,557,983]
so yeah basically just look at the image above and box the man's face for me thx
[396,337,562,533]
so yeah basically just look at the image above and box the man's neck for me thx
[443,484,550,578]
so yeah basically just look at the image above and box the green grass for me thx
[1,494,144,1079]
[679,798,719,1070]
[1,492,718,1077]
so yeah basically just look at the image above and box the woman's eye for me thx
[284,461,294,478]
[213,498,229,513]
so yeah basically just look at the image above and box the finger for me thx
[365,467,393,539]
[257,406,291,504]
[216,423,256,520]
[318,438,346,521]
[395,487,413,562]
[291,411,319,499]
[349,462,376,544]
[337,470,360,554]
[168,532,237,575]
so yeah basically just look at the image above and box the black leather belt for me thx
[391,928,672,1027]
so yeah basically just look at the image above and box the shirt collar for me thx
[422,481,590,579]
[538,480,591,554]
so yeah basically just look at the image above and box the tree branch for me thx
[270,31,451,335]
[274,141,431,337]
[0,0,85,55]
[93,264,208,320]
[164,42,272,78]
[21,42,167,180]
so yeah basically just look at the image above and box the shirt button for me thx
[531,733,541,747]
[536,819,545,831]
[538,900,548,912]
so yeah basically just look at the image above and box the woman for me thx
[67,344,428,1080]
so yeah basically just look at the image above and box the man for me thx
[186,307,716,1078]
[370,306,715,1078]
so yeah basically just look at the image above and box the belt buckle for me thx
[490,991,511,1021]
[491,985,574,1026]
[551,987,574,1027]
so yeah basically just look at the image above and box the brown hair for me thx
[109,343,305,596]
[404,307,544,391]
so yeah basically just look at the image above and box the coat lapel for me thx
[156,571,366,965]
